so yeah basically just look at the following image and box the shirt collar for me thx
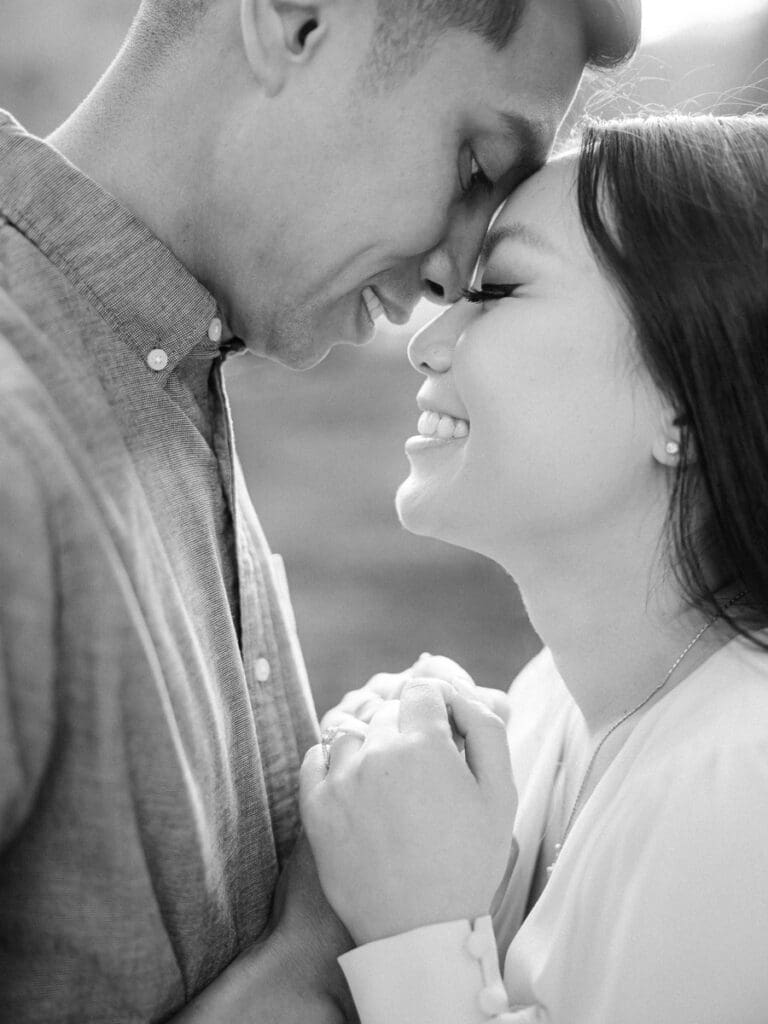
[0,110,232,377]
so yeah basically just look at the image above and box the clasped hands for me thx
[300,655,519,948]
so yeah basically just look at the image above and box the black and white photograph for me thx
[1,0,767,1020]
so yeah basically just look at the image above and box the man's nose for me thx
[419,198,498,305]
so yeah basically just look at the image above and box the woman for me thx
[300,114,768,1023]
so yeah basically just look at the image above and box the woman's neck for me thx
[504,519,731,739]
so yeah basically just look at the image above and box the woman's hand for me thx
[300,678,518,948]
[320,653,511,734]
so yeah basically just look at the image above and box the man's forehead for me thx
[488,0,589,138]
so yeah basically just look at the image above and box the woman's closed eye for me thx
[462,283,521,304]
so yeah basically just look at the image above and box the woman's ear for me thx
[652,403,690,467]
[240,0,327,97]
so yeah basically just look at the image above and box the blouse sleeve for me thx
[339,916,542,1024]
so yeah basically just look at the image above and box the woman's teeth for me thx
[417,410,470,440]
[362,286,386,323]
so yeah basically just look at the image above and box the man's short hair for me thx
[369,0,641,81]
[132,0,640,75]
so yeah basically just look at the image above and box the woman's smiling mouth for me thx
[417,409,470,440]
[406,407,471,455]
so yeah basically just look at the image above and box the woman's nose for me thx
[407,307,461,375]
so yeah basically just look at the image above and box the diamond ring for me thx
[320,721,368,772]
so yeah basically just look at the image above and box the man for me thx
[0,0,639,1020]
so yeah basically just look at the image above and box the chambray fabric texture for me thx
[0,110,320,1023]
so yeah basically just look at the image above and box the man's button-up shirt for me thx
[0,110,320,1023]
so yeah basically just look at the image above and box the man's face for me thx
[209,0,587,368]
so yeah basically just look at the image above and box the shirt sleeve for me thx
[0,423,56,849]
[339,916,538,1024]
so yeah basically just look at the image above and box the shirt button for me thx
[478,983,509,1017]
[254,657,271,684]
[208,317,223,343]
[147,348,169,372]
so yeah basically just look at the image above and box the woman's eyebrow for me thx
[479,222,559,264]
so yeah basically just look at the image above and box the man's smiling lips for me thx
[361,286,412,329]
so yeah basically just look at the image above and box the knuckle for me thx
[403,676,440,698]
[365,672,401,696]
[339,688,365,710]
[479,706,508,735]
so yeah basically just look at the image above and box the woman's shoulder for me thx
[599,637,768,854]
[643,634,768,767]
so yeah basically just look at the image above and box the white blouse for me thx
[339,636,768,1024]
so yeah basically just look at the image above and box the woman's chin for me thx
[395,478,460,545]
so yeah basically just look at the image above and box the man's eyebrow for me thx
[498,111,549,178]
[480,222,559,265]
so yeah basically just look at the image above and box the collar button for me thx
[208,317,223,343]
[147,348,169,372]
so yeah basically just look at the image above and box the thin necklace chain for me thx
[547,591,747,876]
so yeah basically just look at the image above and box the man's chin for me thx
[255,323,367,371]
[264,344,333,371]
[241,332,334,371]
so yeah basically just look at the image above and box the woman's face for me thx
[396,155,670,568]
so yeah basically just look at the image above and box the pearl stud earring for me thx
[665,440,680,456]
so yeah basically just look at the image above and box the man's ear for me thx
[240,0,328,97]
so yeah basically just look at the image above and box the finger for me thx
[412,657,510,726]
[321,692,383,732]
[319,711,373,742]
[300,743,327,797]
[398,678,453,737]
[450,679,511,725]
[364,671,410,699]
[338,687,384,718]
[445,690,511,788]
[365,698,402,738]
[410,654,475,688]
[326,729,366,771]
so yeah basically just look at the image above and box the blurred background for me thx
[2,0,766,714]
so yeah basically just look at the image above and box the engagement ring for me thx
[321,726,341,771]
[320,721,368,772]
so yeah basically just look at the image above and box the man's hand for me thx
[266,831,360,1021]
[170,833,358,1024]
[321,653,511,734]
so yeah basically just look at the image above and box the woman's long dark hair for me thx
[577,114,768,640]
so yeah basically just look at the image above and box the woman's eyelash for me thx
[462,284,519,303]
